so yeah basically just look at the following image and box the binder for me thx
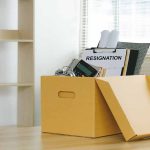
[126,49,139,75]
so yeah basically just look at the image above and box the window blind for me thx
[80,0,150,53]
[79,0,88,51]
[118,0,150,43]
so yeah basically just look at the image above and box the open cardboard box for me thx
[41,75,150,141]
[96,75,150,141]
[41,76,120,138]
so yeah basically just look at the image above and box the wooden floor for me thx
[0,127,150,150]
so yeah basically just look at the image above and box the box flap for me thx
[96,75,150,141]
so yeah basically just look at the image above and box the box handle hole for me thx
[58,91,75,99]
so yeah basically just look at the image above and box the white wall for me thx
[0,0,80,125]
[0,0,18,125]
[35,0,80,125]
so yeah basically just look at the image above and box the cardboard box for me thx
[96,75,150,141]
[81,49,127,76]
[41,76,120,137]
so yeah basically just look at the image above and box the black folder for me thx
[126,49,139,75]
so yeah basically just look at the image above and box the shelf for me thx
[0,83,33,87]
[0,0,34,126]
[0,39,33,42]
[0,30,33,43]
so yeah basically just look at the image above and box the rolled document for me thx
[106,30,119,48]
[98,30,110,48]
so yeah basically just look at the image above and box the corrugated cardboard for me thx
[41,76,120,137]
[96,75,150,141]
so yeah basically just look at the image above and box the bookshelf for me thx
[0,83,33,87]
[0,0,34,126]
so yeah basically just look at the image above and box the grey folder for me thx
[117,42,150,74]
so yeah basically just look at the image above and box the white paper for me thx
[81,49,126,68]
[98,30,110,48]
[106,30,119,48]
[81,49,127,76]
[105,68,122,76]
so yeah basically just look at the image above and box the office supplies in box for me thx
[55,59,106,77]
[122,49,139,75]
[41,76,120,138]
[81,48,139,76]
[81,48,127,76]
[96,75,150,141]
[97,30,119,48]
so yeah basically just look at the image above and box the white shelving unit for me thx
[0,0,34,126]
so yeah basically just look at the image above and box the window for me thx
[80,0,150,53]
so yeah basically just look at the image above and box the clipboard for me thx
[82,48,138,76]
[82,48,127,76]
